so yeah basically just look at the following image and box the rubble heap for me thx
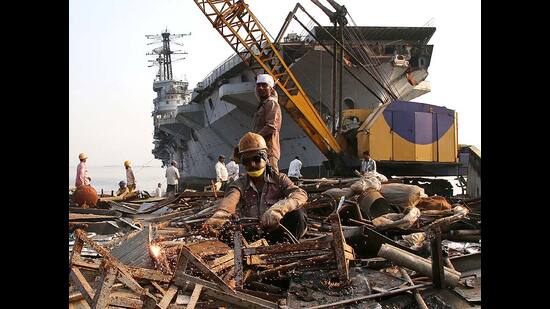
[69,176,481,309]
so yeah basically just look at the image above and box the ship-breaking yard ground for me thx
[69,173,480,309]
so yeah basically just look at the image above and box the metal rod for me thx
[307,283,432,309]
[332,21,337,134]
[292,15,385,104]
[338,23,343,131]
[295,3,397,101]
[399,268,428,309]
[430,227,445,289]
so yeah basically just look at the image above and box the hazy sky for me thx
[69,0,480,167]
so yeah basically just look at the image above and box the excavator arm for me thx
[192,0,342,158]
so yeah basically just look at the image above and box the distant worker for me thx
[226,153,240,183]
[153,183,163,197]
[166,160,180,196]
[72,152,99,207]
[287,156,303,183]
[204,132,308,244]
[215,155,229,191]
[360,151,377,174]
[124,160,136,192]
[115,180,129,197]
[75,153,91,188]
[252,73,282,173]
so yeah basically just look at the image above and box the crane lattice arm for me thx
[193,0,342,156]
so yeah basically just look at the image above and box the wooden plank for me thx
[331,213,349,282]
[151,281,167,296]
[233,230,244,288]
[73,258,100,270]
[108,296,143,308]
[157,285,179,309]
[126,266,172,283]
[69,213,118,221]
[73,230,158,302]
[174,273,278,309]
[186,284,203,309]
[180,245,235,294]
[92,265,117,309]
[242,240,332,256]
[70,267,95,306]
[70,237,84,265]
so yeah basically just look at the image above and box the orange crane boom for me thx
[193,0,342,158]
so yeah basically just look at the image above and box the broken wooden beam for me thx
[186,284,203,309]
[91,264,117,308]
[173,273,278,309]
[69,267,95,306]
[179,245,236,294]
[157,285,179,309]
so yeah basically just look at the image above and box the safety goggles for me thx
[241,155,262,165]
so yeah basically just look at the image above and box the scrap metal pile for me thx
[69,175,481,308]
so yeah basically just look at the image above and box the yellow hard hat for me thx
[239,132,267,154]
[124,160,131,167]
[79,153,88,160]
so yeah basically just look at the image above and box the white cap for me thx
[256,74,274,88]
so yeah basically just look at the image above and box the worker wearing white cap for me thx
[252,73,282,173]
[75,153,91,188]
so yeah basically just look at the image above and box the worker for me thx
[115,180,129,197]
[75,153,91,188]
[287,156,303,183]
[252,73,282,173]
[204,132,308,244]
[153,183,163,197]
[215,155,229,191]
[124,160,136,192]
[166,160,180,196]
[226,153,240,183]
[360,151,377,174]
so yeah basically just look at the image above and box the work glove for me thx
[261,199,297,231]
[204,209,232,231]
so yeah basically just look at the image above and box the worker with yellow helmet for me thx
[124,160,136,192]
[204,132,308,244]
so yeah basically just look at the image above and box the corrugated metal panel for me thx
[110,229,154,268]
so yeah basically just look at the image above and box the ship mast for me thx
[146,28,191,81]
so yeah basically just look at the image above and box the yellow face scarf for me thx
[247,167,265,178]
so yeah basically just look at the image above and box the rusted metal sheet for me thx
[110,228,154,268]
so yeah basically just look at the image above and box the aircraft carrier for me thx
[148,25,435,185]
